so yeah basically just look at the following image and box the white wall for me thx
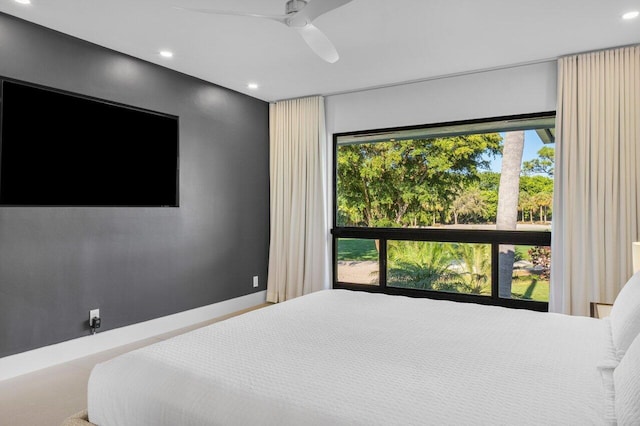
[325,61,557,136]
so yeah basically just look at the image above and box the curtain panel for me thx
[551,45,640,315]
[267,96,330,303]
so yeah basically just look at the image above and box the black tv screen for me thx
[0,80,179,206]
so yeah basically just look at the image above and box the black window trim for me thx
[331,112,556,312]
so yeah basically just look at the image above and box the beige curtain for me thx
[550,45,640,315]
[267,96,329,303]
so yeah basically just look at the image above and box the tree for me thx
[518,192,535,222]
[533,192,552,222]
[520,175,554,195]
[453,243,491,294]
[478,171,501,222]
[496,131,524,298]
[451,188,488,224]
[520,175,553,222]
[522,146,554,177]
[336,134,502,228]
[387,241,456,290]
[528,246,551,279]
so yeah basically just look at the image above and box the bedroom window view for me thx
[333,113,555,309]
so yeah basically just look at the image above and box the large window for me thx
[333,113,555,311]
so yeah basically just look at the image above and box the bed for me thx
[85,276,640,425]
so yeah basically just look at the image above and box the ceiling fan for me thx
[179,0,353,63]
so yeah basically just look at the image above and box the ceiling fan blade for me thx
[289,0,353,26]
[174,6,287,24]
[295,23,339,63]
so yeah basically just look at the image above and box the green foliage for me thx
[451,243,491,294]
[337,135,555,227]
[520,175,553,194]
[478,171,501,191]
[451,189,487,224]
[387,242,491,295]
[523,146,555,177]
[337,134,502,227]
[519,175,553,222]
[382,241,549,301]
[387,241,458,291]
[476,172,500,222]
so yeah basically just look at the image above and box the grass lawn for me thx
[510,275,549,302]
[390,276,549,302]
[337,238,378,261]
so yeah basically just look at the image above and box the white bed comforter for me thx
[88,290,610,425]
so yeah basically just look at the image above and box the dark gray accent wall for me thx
[0,13,269,357]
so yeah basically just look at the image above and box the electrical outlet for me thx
[89,308,100,323]
[252,275,259,288]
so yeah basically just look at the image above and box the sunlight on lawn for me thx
[511,276,549,302]
[336,239,377,261]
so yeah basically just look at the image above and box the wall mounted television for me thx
[0,79,179,207]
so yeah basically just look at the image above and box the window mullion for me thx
[491,242,500,301]
[380,238,387,289]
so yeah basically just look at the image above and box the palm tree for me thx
[387,241,457,291]
[518,191,537,223]
[518,191,532,222]
[496,131,524,298]
[534,192,553,223]
[452,244,491,294]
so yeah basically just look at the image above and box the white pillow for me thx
[597,319,619,425]
[613,332,640,425]
[609,271,640,357]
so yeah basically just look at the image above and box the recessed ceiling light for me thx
[247,83,259,90]
[15,0,31,4]
[622,10,639,20]
[159,50,174,59]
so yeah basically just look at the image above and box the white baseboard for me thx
[0,290,267,381]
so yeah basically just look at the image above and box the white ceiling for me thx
[1,0,639,102]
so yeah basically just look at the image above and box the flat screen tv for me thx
[0,80,179,206]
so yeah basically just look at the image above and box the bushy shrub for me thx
[528,246,551,279]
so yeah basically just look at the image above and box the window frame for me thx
[332,112,555,312]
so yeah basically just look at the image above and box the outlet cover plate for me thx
[252,276,259,288]
[89,309,100,323]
